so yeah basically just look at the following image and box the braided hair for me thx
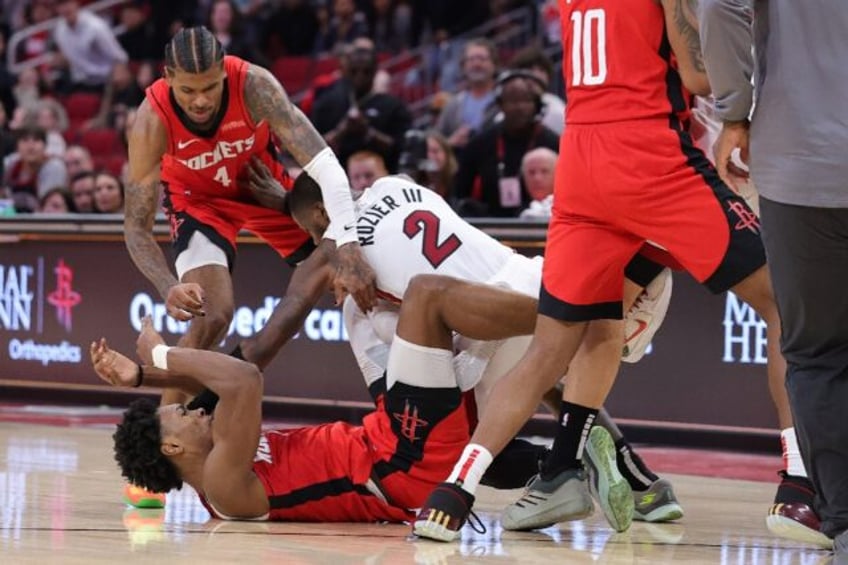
[164,26,224,74]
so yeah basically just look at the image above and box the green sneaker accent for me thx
[584,426,635,532]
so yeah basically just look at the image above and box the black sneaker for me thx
[413,482,477,542]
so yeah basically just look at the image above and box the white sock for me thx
[781,427,808,478]
[446,443,493,496]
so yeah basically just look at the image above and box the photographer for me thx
[398,129,458,202]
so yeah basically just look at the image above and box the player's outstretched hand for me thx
[166,282,205,321]
[90,337,140,388]
[334,243,377,312]
[713,120,750,193]
[136,316,166,367]
[243,156,287,212]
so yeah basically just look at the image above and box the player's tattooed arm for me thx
[661,0,711,95]
[675,0,704,72]
[243,64,327,166]
[124,100,177,297]
[125,101,205,320]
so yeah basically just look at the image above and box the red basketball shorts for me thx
[163,190,312,269]
[540,120,765,322]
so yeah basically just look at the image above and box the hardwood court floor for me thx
[0,421,835,565]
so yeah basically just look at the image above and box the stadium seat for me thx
[63,93,102,122]
[271,56,313,94]
[80,128,121,156]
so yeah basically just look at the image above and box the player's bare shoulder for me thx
[128,98,168,166]
[242,63,326,164]
[242,64,281,126]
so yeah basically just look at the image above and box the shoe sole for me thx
[634,502,684,523]
[585,427,634,532]
[413,513,462,543]
[501,492,594,531]
[766,514,833,550]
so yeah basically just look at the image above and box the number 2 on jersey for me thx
[403,210,462,268]
[570,9,607,86]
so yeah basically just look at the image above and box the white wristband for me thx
[151,345,172,371]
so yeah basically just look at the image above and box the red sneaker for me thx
[765,472,832,549]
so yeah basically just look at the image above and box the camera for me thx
[398,129,438,180]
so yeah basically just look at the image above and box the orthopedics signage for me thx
[0,235,779,431]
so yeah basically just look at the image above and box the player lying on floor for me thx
[94,279,548,521]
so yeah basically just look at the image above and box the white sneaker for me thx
[622,268,673,363]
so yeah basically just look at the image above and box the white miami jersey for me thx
[354,176,514,301]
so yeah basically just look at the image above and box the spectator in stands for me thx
[264,0,320,57]
[2,126,68,213]
[52,0,129,92]
[434,39,499,151]
[92,170,124,214]
[518,146,556,220]
[314,0,369,54]
[452,70,558,217]
[311,43,412,172]
[68,170,96,213]
[349,37,391,94]
[369,0,411,52]
[510,46,565,135]
[35,99,69,157]
[63,145,94,178]
[85,62,145,131]
[38,186,76,214]
[346,150,388,192]
[12,68,41,111]
[207,0,269,68]
[412,1,490,91]
[15,1,55,89]
[116,2,157,61]
[400,129,458,201]
[423,131,458,200]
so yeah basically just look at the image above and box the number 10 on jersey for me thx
[570,9,607,86]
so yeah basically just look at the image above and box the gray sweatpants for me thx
[760,197,848,538]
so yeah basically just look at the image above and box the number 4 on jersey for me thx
[214,165,231,187]
[403,210,462,269]
[570,9,607,86]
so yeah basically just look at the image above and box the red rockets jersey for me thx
[201,422,413,523]
[146,55,292,203]
[560,0,691,125]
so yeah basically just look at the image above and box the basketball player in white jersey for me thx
[242,167,682,522]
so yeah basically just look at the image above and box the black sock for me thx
[615,438,659,490]
[541,401,598,480]
[481,438,549,489]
